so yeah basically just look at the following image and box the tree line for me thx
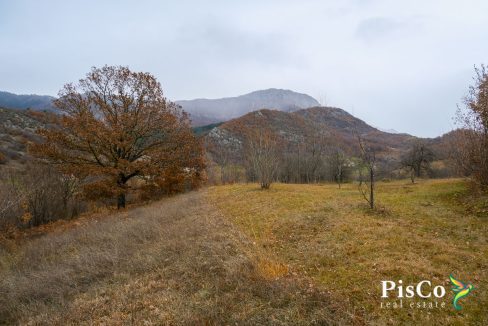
[1,64,487,230]
[208,64,488,208]
[209,129,438,186]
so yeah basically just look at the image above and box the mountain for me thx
[0,91,56,112]
[177,88,320,126]
[294,107,415,153]
[0,88,320,125]
[205,106,417,164]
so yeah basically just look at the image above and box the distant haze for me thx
[177,89,319,126]
[1,0,487,137]
[0,91,55,112]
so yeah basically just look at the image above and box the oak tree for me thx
[31,65,204,208]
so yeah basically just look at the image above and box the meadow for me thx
[0,179,486,325]
[206,179,487,325]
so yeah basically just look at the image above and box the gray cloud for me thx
[0,0,487,137]
[176,22,294,65]
[355,17,404,41]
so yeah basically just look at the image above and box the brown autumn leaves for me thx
[30,66,205,208]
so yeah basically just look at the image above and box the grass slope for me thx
[206,179,487,325]
[0,192,346,325]
[0,179,486,325]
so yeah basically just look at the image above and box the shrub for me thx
[0,177,23,231]
[0,163,84,230]
[0,152,7,165]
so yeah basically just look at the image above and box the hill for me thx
[0,90,453,173]
[192,122,223,136]
[205,106,416,165]
[0,108,52,166]
[0,91,56,112]
[177,89,320,126]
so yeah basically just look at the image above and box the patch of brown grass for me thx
[255,258,289,280]
[206,179,488,325]
[0,191,353,325]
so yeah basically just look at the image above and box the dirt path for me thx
[0,190,351,325]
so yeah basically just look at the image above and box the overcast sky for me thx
[1,0,487,137]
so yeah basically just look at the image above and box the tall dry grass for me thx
[0,191,351,325]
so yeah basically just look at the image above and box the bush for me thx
[0,178,23,231]
[0,152,7,165]
[0,163,84,230]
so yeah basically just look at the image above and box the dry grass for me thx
[206,179,488,325]
[1,179,485,325]
[0,191,351,325]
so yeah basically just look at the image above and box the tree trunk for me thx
[297,145,301,183]
[117,192,126,209]
[337,166,342,189]
[370,167,374,209]
[416,164,421,177]
[117,175,127,209]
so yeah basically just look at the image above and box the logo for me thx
[450,274,474,310]
[380,275,475,311]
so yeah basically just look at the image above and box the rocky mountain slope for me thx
[0,91,56,112]
[0,108,52,166]
[177,89,320,126]
[205,106,417,163]
[0,89,454,170]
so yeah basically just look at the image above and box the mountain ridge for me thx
[177,88,320,126]
[0,88,443,142]
[203,106,420,168]
[0,91,56,112]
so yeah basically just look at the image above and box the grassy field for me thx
[0,179,486,325]
[206,179,487,325]
[0,192,348,325]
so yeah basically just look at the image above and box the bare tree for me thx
[328,149,349,188]
[245,129,281,189]
[454,64,488,187]
[208,141,232,184]
[300,133,320,183]
[356,133,376,209]
[401,141,434,183]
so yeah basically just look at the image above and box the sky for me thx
[0,0,487,137]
